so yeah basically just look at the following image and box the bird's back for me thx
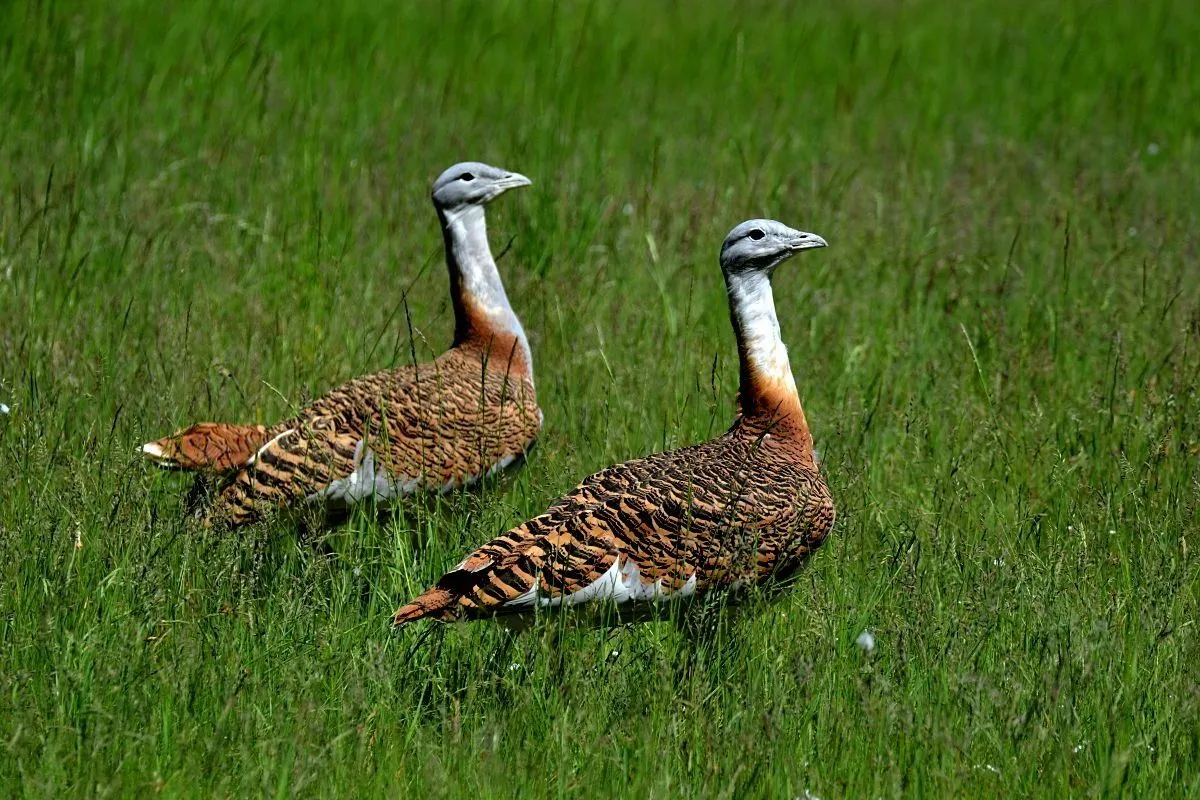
[207,344,540,526]
[323,345,541,489]
[533,421,831,592]
[393,419,832,624]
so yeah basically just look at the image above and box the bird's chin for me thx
[481,188,515,204]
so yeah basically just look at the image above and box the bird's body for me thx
[182,344,538,527]
[392,415,831,623]
[142,162,540,527]
[393,218,834,626]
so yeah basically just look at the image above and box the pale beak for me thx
[788,230,828,251]
[496,172,532,190]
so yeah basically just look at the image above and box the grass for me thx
[1,0,1198,795]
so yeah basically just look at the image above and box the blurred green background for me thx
[1,0,1197,796]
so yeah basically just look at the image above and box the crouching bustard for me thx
[141,162,542,527]
[393,219,833,625]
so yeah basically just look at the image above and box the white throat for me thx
[441,204,532,369]
[726,270,799,401]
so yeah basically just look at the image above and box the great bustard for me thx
[141,162,542,527]
[392,219,833,625]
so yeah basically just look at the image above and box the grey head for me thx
[719,218,827,276]
[431,161,532,210]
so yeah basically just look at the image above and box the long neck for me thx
[725,269,811,444]
[438,204,533,377]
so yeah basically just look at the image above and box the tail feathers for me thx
[392,588,459,627]
[141,422,272,473]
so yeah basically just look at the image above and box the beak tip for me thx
[791,233,828,251]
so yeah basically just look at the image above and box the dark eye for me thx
[459,172,475,181]
[748,229,765,241]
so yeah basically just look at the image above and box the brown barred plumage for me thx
[392,218,834,626]
[209,341,539,527]
[140,161,540,528]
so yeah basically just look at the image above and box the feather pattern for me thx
[392,419,832,624]
[140,161,540,528]
[211,342,539,526]
[393,218,833,625]
[142,423,273,472]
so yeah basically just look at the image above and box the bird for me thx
[141,161,542,527]
[392,218,834,626]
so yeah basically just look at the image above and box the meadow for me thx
[1,0,1198,796]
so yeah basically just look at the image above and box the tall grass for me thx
[1,0,1197,795]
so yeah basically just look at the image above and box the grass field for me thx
[2,0,1199,795]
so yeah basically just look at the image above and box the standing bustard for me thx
[392,219,833,625]
[141,162,542,527]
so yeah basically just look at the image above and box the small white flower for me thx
[973,763,1001,775]
[1068,525,1075,532]
[508,662,521,672]
[1147,143,1160,156]
[610,650,620,658]
[1073,741,1087,753]
[1108,529,1116,535]
[992,558,1005,566]
[353,567,362,577]
[0,403,8,415]
[855,630,875,652]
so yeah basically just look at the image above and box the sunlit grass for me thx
[1,0,1198,795]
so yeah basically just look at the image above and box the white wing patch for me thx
[309,441,418,506]
[248,428,295,466]
[307,443,521,507]
[502,558,699,610]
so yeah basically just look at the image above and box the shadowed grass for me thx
[1,0,1198,796]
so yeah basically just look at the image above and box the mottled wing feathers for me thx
[333,350,540,492]
[209,418,361,527]
[198,347,540,527]
[392,433,833,625]
[141,423,273,473]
